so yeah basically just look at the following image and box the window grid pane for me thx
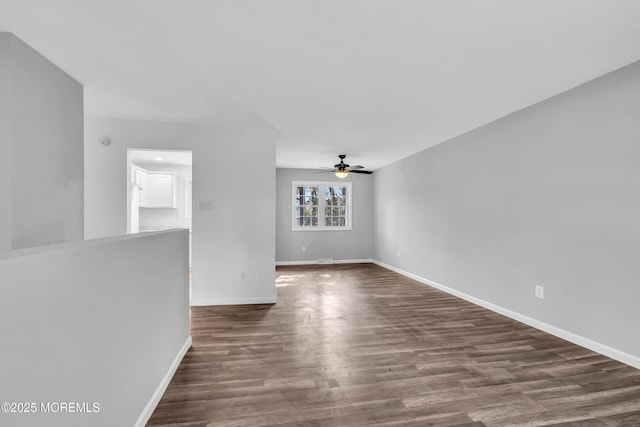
[295,186,319,227]
[322,186,347,228]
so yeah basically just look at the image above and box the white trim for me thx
[333,259,373,264]
[134,336,192,427]
[190,296,277,306]
[184,178,192,219]
[277,260,318,266]
[335,259,373,264]
[276,259,373,266]
[372,260,640,370]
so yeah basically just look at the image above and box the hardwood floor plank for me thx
[147,263,640,426]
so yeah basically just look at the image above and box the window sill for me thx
[292,227,352,232]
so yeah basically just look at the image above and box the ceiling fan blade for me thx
[319,156,371,175]
[313,170,335,174]
[317,167,336,170]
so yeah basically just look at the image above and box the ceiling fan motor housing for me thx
[335,154,349,171]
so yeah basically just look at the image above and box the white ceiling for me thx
[1,1,640,170]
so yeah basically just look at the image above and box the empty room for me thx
[1,1,640,426]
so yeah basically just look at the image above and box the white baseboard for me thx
[134,335,192,427]
[190,296,277,306]
[276,258,373,266]
[372,260,640,370]
[276,260,317,266]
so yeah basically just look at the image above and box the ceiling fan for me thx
[318,155,373,178]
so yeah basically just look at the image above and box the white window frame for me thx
[292,181,352,231]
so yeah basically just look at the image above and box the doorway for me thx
[127,149,193,268]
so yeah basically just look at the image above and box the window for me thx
[292,181,352,231]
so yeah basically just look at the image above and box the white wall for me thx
[0,34,11,252]
[0,230,191,427]
[373,60,640,365]
[85,118,277,305]
[0,32,84,250]
[276,168,374,263]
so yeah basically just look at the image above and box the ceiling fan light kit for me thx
[324,154,372,178]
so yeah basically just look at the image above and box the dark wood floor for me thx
[148,263,640,426]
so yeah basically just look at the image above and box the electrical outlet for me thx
[396,250,400,258]
[535,285,544,299]
[240,272,246,280]
[198,200,214,211]
[302,246,306,252]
